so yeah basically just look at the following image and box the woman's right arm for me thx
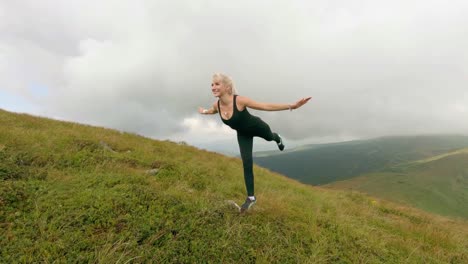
[198,102,218,115]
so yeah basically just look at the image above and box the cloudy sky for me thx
[1,0,468,155]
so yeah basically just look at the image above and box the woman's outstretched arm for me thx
[198,102,219,115]
[238,96,312,111]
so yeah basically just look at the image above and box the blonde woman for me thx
[199,73,311,212]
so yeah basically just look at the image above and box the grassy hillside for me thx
[1,109,467,263]
[254,135,468,185]
[326,149,468,219]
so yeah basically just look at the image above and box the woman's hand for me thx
[199,103,218,114]
[291,97,312,110]
[198,107,207,114]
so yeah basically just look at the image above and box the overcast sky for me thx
[1,0,468,155]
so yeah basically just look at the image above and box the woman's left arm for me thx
[238,96,312,111]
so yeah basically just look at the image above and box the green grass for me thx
[326,151,468,219]
[1,109,468,263]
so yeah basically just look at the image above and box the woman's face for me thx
[211,78,226,97]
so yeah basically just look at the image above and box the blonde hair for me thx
[212,73,238,95]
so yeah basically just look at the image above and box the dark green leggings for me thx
[237,121,280,196]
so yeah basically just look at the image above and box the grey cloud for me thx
[1,0,468,144]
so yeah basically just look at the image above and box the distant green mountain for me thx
[2,109,468,262]
[254,135,468,185]
[326,148,468,219]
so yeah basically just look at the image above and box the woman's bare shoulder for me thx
[235,95,250,103]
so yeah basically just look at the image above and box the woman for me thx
[199,73,311,212]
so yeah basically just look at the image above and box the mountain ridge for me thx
[326,149,468,219]
[253,134,468,185]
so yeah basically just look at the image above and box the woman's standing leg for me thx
[237,132,255,196]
